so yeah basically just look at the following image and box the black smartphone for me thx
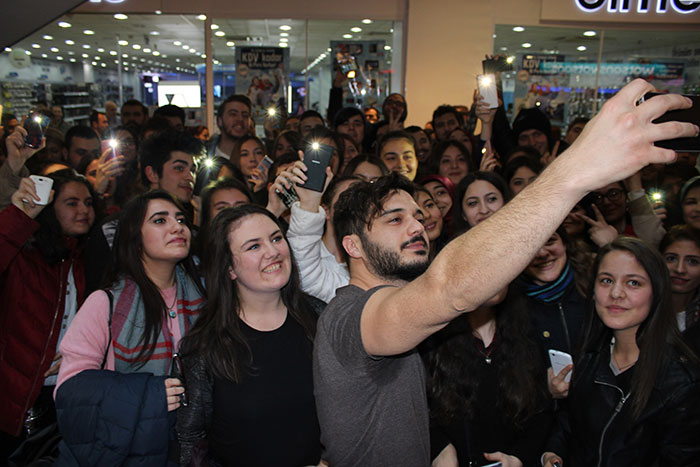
[276,182,299,208]
[482,57,511,75]
[643,92,700,152]
[23,112,51,149]
[302,142,334,192]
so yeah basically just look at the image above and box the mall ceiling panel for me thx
[0,0,85,49]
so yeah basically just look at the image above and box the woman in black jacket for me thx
[542,237,700,467]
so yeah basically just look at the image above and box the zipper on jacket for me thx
[558,302,572,351]
[594,380,631,467]
[20,259,66,430]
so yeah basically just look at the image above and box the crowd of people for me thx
[0,76,699,467]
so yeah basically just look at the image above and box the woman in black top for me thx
[177,204,322,466]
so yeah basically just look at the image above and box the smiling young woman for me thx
[177,204,324,466]
[542,237,700,467]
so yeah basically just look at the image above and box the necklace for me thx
[610,337,637,372]
[167,283,178,319]
[474,335,495,364]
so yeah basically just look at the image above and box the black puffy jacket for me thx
[546,340,700,467]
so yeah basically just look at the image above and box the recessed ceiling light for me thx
[68,51,74,55]
[109,50,117,55]
[210,24,219,30]
[280,32,289,37]
[150,31,160,36]
[65,40,75,45]
[362,19,372,24]
[118,40,128,46]
[101,63,106,67]
[70,58,76,62]
[279,43,288,48]
[343,34,352,39]
[97,48,105,52]
[522,42,532,48]
[189,49,197,53]
[279,25,292,31]
[513,26,525,32]
[176,58,181,62]
[140,58,145,62]
[351,27,362,33]
[183,45,190,49]
[583,30,597,37]
[200,53,206,58]
[280,38,288,42]
[122,53,128,57]
[58,21,71,28]
[83,53,89,58]
[197,14,206,20]
[92,61,97,65]
[32,43,40,49]
[493,34,497,38]
[3,47,11,52]
[577,45,587,51]
[500,46,508,51]
[83,29,95,35]
[155,10,162,14]
[41,53,48,58]
[174,41,182,46]
[143,48,152,53]
[43,35,53,40]
[94,56,100,60]
[113,14,128,20]
[215,31,225,37]
[25,50,31,56]
[83,44,91,49]
[132,44,141,50]
[58,55,67,60]
[50,47,59,52]
[153,51,160,56]
[226,41,235,47]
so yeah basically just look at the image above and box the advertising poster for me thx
[235,46,289,119]
[330,40,387,108]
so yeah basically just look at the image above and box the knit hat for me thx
[512,108,552,141]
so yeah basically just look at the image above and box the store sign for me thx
[576,0,700,14]
[536,60,684,79]
[235,46,289,120]
[521,54,566,75]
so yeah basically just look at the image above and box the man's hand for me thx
[559,79,698,195]
[576,204,618,247]
[7,126,45,175]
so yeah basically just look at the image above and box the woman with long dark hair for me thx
[54,190,205,464]
[660,225,700,333]
[542,237,700,467]
[0,169,96,459]
[423,288,552,467]
[177,204,323,466]
[451,171,510,238]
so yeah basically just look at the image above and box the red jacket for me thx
[0,205,86,436]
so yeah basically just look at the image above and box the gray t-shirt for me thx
[313,285,430,466]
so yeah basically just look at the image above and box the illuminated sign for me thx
[575,0,700,13]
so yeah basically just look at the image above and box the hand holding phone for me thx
[548,349,573,383]
[23,112,50,149]
[477,74,499,109]
[101,139,121,162]
[641,92,700,152]
[301,142,334,192]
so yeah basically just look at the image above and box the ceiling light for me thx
[280,38,288,42]
[25,50,31,56]
[343,34,352,39]
[176,58,181,62]
[113,14,128,20]
[507,56,515,63]
[143,48,152,53]
[31,43,40,49]
[513,26,525,32]
[3,47,11,52]
[43,35,53,40]
[58,21,71,28]
[577,45,587,51]
[94,56,100,60]
[522,42,532,48]
[83,44,91,49]
[109,50,117,55]
[200,53,206,58]
[197,14,206,20]
[384,45,391,51]
[174,41,182,46]
[101,63,106,67]
[124,66,129,70]
[155,10,162,14]
[50,47,59,52]
[97,48,105,52]
[118,40,128,46]
[122,53,128,57]
[132,44,141,50]
[91,61,97,65]
[68,51,74,55]
[189,49,197,53]
[500,46,508,51]
[279,25,292,31]
[279,43,288,48]
[210,24,219,30]
[70,58,76,62]
[351,27,362,33]
[583,30,597,37]
[83,53,89,58]
[57,55,67,61]
[183,45,190,49]
[226,41,235,47]
[153,51,160,56]
[41,53,48,58]
[140,58,145,62]
[215,31,225,37]
[63,40,74,45]
[150,31,160,35]
[83,29,95,35]
[362,19,372,24]
[493,34,497,38]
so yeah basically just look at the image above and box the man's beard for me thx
[362,235,429,282]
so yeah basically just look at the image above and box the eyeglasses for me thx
[171,353,189,407]
[592,189,624,204]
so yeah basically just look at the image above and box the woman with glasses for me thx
[177,205,324,466]
[54,190,205,464]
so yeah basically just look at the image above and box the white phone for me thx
[477,74,499,109]
[481,463,502,467]
[548,349,573,383]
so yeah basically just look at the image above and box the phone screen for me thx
[645,93,700,152]
[23,112,51,149]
